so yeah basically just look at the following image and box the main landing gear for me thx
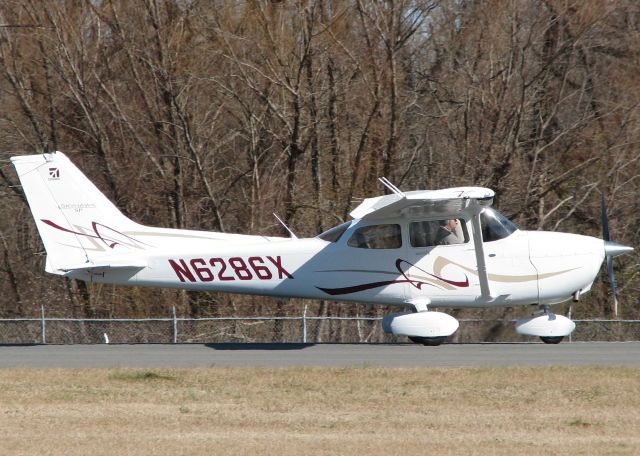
[382,309,459,347]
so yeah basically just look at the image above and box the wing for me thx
[349,187,494,220]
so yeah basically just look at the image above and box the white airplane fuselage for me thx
[62,221,606,310]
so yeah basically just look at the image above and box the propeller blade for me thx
[601,192,615,302]
[607,255,619,317]
[607,255,616,299]
[600,193,610,242]
[601,192,624,317]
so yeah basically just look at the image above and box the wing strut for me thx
[467,200,492,299]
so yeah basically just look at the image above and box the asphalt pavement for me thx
[1,342,639,368]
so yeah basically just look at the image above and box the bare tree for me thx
[0,0,638,325]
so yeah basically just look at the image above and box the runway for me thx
[1,342,639,368]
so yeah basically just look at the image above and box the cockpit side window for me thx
[318,222,350,243]
[480,208,518,242]
[347,224,402,249]
[409,219,468,247]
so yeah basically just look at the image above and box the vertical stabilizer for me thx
[11,152,144,274]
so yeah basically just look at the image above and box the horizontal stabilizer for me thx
[59,260,147,272]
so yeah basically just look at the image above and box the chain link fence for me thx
[1,308,639,344]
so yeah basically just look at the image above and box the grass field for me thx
[0,367,639,455]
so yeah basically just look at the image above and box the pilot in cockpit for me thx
[435,219,462,245]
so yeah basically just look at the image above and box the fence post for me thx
[302,304,308,344]
[41,305,46,344]
[172,306,177,344]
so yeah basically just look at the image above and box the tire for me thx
[408,336,447,346]
[540,336,564,344]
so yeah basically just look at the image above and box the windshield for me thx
[480,208,518,242]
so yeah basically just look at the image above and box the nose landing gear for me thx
[515,305,576,344]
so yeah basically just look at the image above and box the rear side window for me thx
[318,222,350,243]
[347,224,402,249]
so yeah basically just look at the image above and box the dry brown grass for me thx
[0,367,639,455]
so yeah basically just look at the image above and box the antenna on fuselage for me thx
[273,213,298,239]
[378,177,404,196]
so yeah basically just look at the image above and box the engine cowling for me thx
[515,313,576,337]
[382,311,460,338]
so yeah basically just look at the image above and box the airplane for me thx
[10,152,634,345]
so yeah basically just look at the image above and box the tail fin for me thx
[11,152,147,274]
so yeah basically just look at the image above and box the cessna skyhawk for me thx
[11,152,633,345]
